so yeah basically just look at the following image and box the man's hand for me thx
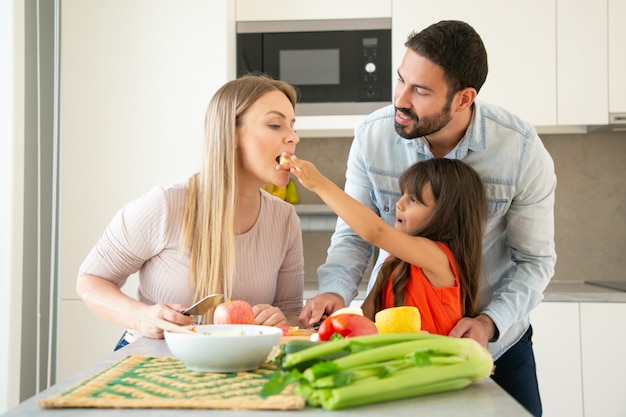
[448,314,497,348]
[299,293,346,328]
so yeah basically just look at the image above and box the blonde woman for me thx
[77,74,304,350]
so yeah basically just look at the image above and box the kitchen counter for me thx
[542,281,626,303]
[305,281,626,305]
[2,338,531,417]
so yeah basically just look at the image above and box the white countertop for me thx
[2,337,531,417]
[304,281,626,304]
[542,281,626,302]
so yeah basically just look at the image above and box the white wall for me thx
[0,0,24,413]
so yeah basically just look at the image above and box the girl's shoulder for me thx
[430,241,459,278]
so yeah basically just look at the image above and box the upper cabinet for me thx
[392,1,556,126]
[609,0,626,119]
[557,0,608,125]
[235,0,391,21]
[393,0,610,128]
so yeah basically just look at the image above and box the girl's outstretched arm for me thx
[287,154,454,287]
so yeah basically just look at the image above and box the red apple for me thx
[213,300,255,325]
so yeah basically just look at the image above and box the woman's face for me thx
[236,90,299,188]
[394,181,436,235]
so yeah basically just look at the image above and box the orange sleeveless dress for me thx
[381,242,462,335]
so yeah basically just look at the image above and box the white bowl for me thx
[164,324,282,373]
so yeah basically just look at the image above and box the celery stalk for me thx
[331,335,480,371]
[322,377,474,410]
[264,333,494,410]
[282,332,438,369]
[318,347,493,409]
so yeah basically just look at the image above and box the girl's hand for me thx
[252,304,288,327]
[287,154,325,192]
[138,303,195,339]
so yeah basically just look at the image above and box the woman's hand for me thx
[137,303,195,339]
[252,304,288,327]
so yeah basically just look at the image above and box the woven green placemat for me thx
[39,355,304,410]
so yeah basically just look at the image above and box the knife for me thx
[180,293,224,316]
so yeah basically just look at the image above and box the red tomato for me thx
[317,314,378,341]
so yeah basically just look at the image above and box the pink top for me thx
[79,182,304,336]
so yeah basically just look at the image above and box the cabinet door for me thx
[235,0,391,21]
[580,303,626,417]
[557,0,609,125]
[531,302,583,417]
[392,0,557,126]
[609,0,626,115]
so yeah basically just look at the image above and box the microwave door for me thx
[263,31,358,103]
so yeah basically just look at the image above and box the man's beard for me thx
[394,99,453,139]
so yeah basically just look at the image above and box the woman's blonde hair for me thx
[182,74,297,305]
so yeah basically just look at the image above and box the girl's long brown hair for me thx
[181,74,297,306]
[369,158,487,317]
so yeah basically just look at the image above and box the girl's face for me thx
[236,90,299,188]
[395,181,436,235]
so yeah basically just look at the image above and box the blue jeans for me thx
[114,331,130,351]
[491,325,542,417]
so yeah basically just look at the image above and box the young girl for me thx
[288,156,487,335]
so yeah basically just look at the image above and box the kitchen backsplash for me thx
[294,129,626,289]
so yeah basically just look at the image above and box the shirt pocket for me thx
[371,186,401,226]
[486,198,509,228]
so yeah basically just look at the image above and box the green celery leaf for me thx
[260,369,301,397]
[406,350,434,367]
[331,370,358,387]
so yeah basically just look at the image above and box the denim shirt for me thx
[317,102,557,360]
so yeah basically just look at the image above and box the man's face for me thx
[393,49,454,139]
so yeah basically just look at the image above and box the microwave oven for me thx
[236,19,392,116]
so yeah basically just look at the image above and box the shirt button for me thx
[384,206,390,212]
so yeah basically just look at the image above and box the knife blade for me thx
[180,293,224,316]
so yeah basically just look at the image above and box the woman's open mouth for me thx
[276,153,292,169]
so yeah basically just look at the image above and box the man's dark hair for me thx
[405,20,488,98]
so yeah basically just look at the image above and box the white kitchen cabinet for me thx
[557,0,608,125]
[392,0,557,127]
[392,0,612,128]
[609,0,626,118]
[532,301,626,417]
[580,303,626,417]
[531,302,583,417]
[235,0,391,22]
[57,0,235,379]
